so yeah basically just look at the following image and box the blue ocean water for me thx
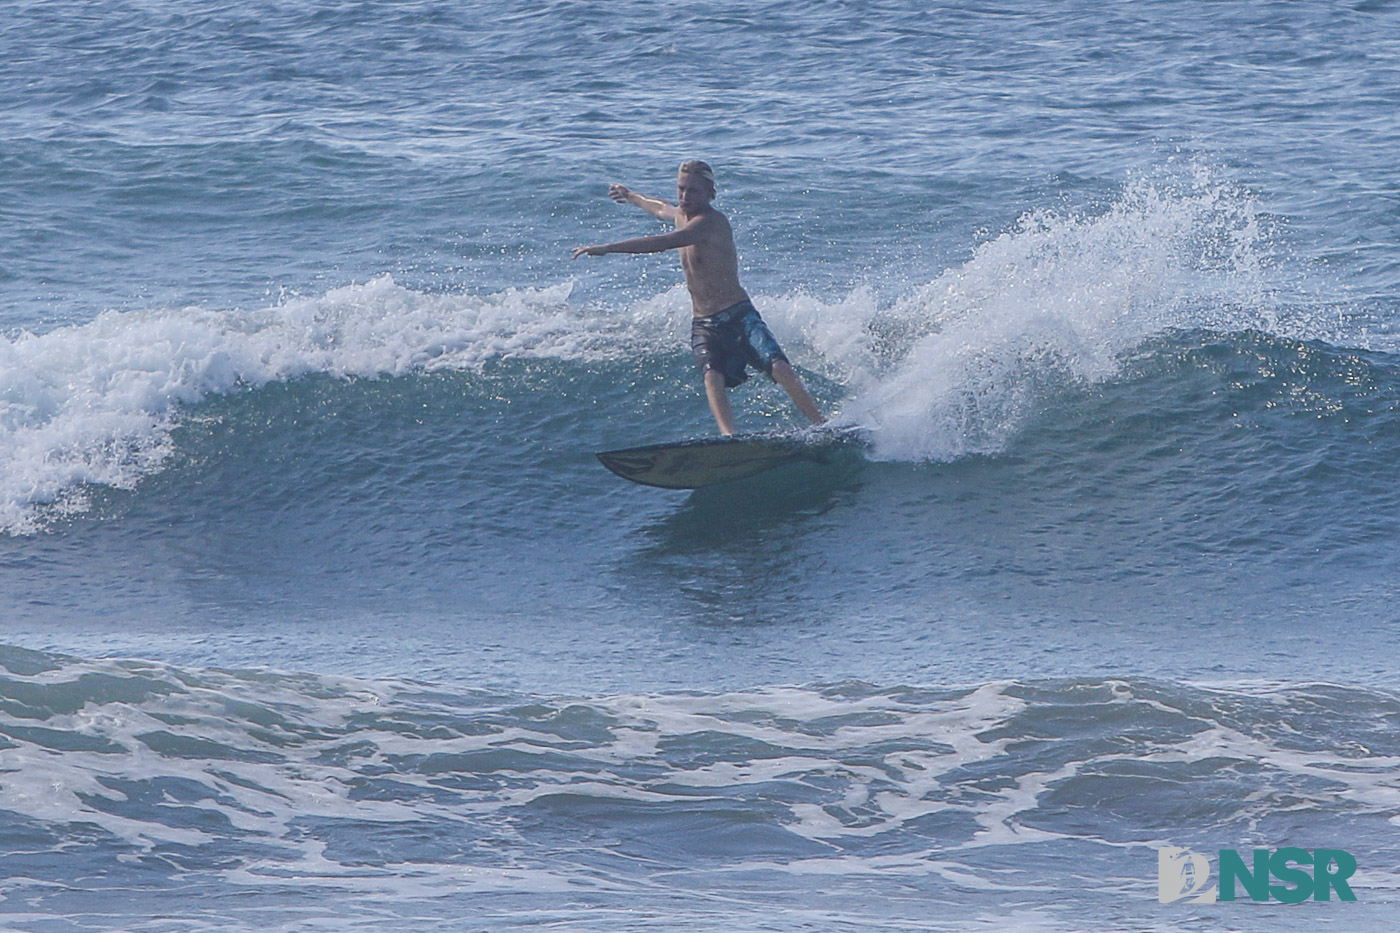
[3,1,1399,930]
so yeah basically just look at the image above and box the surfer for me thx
[572,160,826,436]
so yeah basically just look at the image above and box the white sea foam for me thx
[4,659,1399,915]
[807,168,1282,461]
[0,276,678,535]
[4,644,1400,933]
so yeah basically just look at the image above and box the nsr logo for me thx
[1158,847,1358,904]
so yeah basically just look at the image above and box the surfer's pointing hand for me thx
[571,244,607,259]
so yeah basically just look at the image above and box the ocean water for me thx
[3,1,1399,930]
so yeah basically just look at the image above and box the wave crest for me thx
[825,169,1279,460]
[0,276,675,534]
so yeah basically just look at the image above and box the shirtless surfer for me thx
[572,160,825,436]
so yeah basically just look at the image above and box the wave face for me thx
[2,647,1398,932]
[0,170,1367,535]
[0,276,681,534]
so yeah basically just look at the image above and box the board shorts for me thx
[690,299,789,388]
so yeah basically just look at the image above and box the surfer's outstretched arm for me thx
[572,214,710,259]
[609,184,677,222]
[571,227,702,259]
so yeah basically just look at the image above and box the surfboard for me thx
[596,426,864,489]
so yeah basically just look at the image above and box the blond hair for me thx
[678,160,716,189]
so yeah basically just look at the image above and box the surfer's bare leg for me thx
[704,369,737,436]
[771,360,826,426]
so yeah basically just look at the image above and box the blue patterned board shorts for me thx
[690,299,789,388]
